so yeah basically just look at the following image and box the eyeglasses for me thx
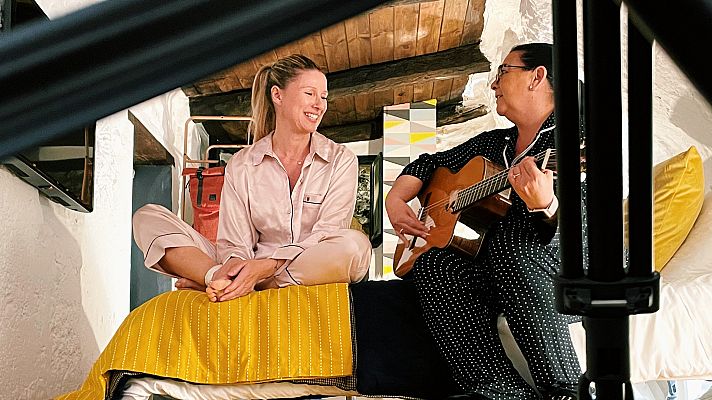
[493,64,533,84]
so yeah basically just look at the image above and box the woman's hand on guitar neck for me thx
[386,176,429,243]
[508,156,555,210]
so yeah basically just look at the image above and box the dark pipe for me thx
[0,0,387,158]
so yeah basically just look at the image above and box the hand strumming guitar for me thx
[385,175,430,243]
[507,156,556,211]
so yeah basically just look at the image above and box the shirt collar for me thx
[505,112,557,166]
[251,131,332,165]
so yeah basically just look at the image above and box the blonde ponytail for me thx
[248,54,322,143]
[249,65,275,143]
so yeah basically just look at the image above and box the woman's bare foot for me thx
[175,277,206,291]
[206,279,232,302]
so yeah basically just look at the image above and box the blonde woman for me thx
[133,55,371,302]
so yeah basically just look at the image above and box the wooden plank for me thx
[373,88,394,111]
[193,79,223,95]
[182,85,200,97]
[252,50,279,70]
[216,75,241,92]
[328,96,357,125]
[394,85,414,105]
[327,42,486,97]
[320,120,382,143]
[189,91,253,117]
[393,4,419,60]
[437,101,488,126]
[374,0,439,10]
[432,78,453,102]
[461,0,486,45]
[321,22,351,72]
[224,71,245,90]
[354,93,375,120]
[413,81,434,102]
[231,60,259,89]
[129,111,174,165]
[344,13,372,68]
[274,40,304,60]
[449,75,470,100]
[320,110,339,127]
[190,43,489,120]
[416,0,445,56]
[369,6,394,64]
[300,32,329,71]
[438,0,468,51]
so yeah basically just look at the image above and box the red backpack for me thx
[182,165,225,243]
[181,116,252,243]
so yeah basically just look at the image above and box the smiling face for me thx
[490,51,534,118]
[271,69,328,135]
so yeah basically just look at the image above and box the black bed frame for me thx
[2,1,711,399]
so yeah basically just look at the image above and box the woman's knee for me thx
[412,248,461,281]
[329,229,371,281]
[339,228,371,256]
[132,203,171,229]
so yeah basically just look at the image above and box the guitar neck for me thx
[452,149,556,212]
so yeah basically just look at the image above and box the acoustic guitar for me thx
[392,148,557,278]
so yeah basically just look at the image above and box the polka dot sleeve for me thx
[400,130,505,183]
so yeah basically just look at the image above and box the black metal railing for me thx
[552,0,712,398]
[0,0,387,158]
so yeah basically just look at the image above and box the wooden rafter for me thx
[189,42,488,120]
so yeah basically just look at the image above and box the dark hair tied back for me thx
[511,42,554,86]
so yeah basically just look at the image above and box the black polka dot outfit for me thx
[400,114,581,399]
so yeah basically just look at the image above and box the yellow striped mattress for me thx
[57,283,353,399]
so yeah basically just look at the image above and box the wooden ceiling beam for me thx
[128,111,174,165]
[375,0,441,10]
[189,42,488,118]
[320,118,383,143]
[436,98,488,126]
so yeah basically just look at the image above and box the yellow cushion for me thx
[653,146,704,271]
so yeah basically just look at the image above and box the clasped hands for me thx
[206,258,279,302]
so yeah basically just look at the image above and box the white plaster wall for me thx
[446,0,712,194]
[0,1,193,398]
[0,108,134,399]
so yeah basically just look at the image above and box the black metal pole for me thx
[583,0,630,398]
[584,0,624,283]
[0,0,387,158]
[622,0,712,105]
[552,0,584,280]
[626,16,654,278]
[584,317,632,398]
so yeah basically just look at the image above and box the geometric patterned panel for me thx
[382,99,437,279]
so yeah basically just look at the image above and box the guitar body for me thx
[393,156,513,278]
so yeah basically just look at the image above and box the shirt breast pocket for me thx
[302,193,324,225]
[303,193,324,206]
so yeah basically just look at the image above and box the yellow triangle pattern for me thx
[410,132,436,143]
[384,120,407,129]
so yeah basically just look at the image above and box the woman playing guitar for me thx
[385,43,579,400]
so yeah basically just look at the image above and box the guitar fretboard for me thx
[452,149,557,212]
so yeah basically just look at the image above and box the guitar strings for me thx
[418,149,557,215]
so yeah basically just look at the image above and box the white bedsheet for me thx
[570,193,712,382]
[121,377,356,400]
